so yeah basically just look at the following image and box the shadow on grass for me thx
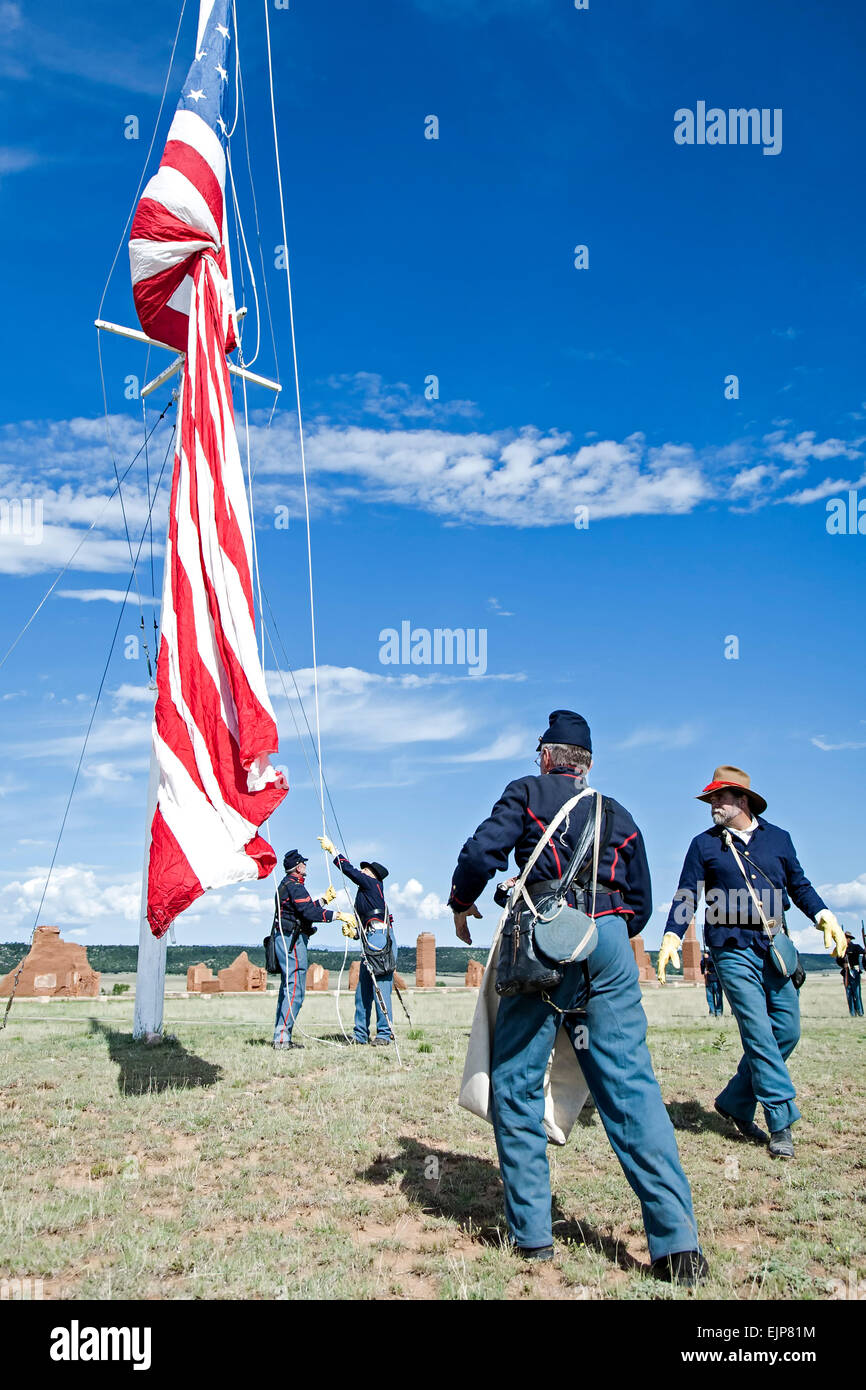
[666,1098,730,1137]
[358,1135,646,1272]
[89,1019,222,1095]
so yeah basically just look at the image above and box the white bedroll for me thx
[458,788,593,1145]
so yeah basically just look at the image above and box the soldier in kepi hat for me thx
[318,837,397,1045]
[448,710,705,1283]
[271,849,356,1050]
[838,932,865,1018]
[659,766,847,1157]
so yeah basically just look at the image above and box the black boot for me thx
[516,1244,554,1262]
[715,1102,769,1145]
[769,1125,794,1158]
[652,1250,709,1286]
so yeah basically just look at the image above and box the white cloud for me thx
[387,878,449,921]
[1,409,864,585]
[448,730,529,762]
[82,761,134,785]
[0,864,140,928]
[782,474,866,507]
[57,589,158,605]
[811,736,866,752]
[0,146,38,175]
[267,663,475,749]
[818,875,866,914]
[617,723,699,751]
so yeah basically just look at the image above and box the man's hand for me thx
[816,909,847,958]
[336,911,358,939]
[321,885,337,905]
[453,904,482,945]
[317,835,336,857]
[656,931,682,985]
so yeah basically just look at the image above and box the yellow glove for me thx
[321,885,336,905]
[317,835,336,857]
[656,932,682,985]
[816,909,847,958]
[336,911,358,939]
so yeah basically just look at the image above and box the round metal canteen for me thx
[533,899,598,965]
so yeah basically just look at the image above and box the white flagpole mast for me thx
[133,747,165,1040]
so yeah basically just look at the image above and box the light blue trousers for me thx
[490,915,699,1259]
[274,932,307,1044]
[711,944,801,1132]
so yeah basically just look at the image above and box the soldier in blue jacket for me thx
[319,837,397,1046]
[701,951,724,1016]
[448,710,705,1285]
[839,933,865,1018]
[271,849,355,1049]
[659,766,847,1157]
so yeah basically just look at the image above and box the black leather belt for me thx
[528,879,615,905]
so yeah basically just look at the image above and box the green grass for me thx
[0,975,863,1300]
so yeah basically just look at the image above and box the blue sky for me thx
[1,0,864,952]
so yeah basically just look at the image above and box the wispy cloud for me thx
[0,146,39,176]
[57,589,158,605]
[617,723,699,752]
[2,408,864,581]
[811,735,866,752]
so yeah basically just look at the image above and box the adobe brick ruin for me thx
[630,934,659,987]
[0,925,100,998]
[681,919,702,983]
[465,959,484,987]
[416,932,436,988]
[307,962,330,991]
[347,960,406,990]
[186,951,266,994]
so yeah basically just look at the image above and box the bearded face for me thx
[709,790,750,826]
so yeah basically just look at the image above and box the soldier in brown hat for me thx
[658,766,847,1158]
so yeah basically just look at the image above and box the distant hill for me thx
[0,942,493,977]
[0,941,842,979]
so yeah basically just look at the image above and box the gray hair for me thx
[543,743,592,774]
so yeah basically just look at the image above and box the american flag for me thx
[129,0,288,937]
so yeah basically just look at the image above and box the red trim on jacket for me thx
[526,807,561,876]
[610,831,637,881]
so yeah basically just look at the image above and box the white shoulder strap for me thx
[722,830,774,939]
[511,787,595,915]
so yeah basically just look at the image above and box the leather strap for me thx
[510,789,593,918]
[722,830,776,940]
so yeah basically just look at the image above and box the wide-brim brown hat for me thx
[697,765,767,816]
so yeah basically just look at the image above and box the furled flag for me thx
[128,0,288,937]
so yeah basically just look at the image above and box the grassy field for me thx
[0,974,864,1301]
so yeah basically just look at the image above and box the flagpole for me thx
[133,741,166,1040]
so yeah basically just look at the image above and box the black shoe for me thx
[371,1036,392,1047]
[516,1244,554,1262]
[273,1040,303,1050]
[769,1126,794,1158]
[652,1250,709,1286]
[715,1102,769,1145]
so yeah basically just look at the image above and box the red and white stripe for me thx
[146,253,287,938]
[129,107,236,355]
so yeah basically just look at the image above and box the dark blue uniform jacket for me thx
[447,766,652,937]
[273,874,334,938]
[840,943,864,977]
[665,818,826,952]
[333,855,391,930]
